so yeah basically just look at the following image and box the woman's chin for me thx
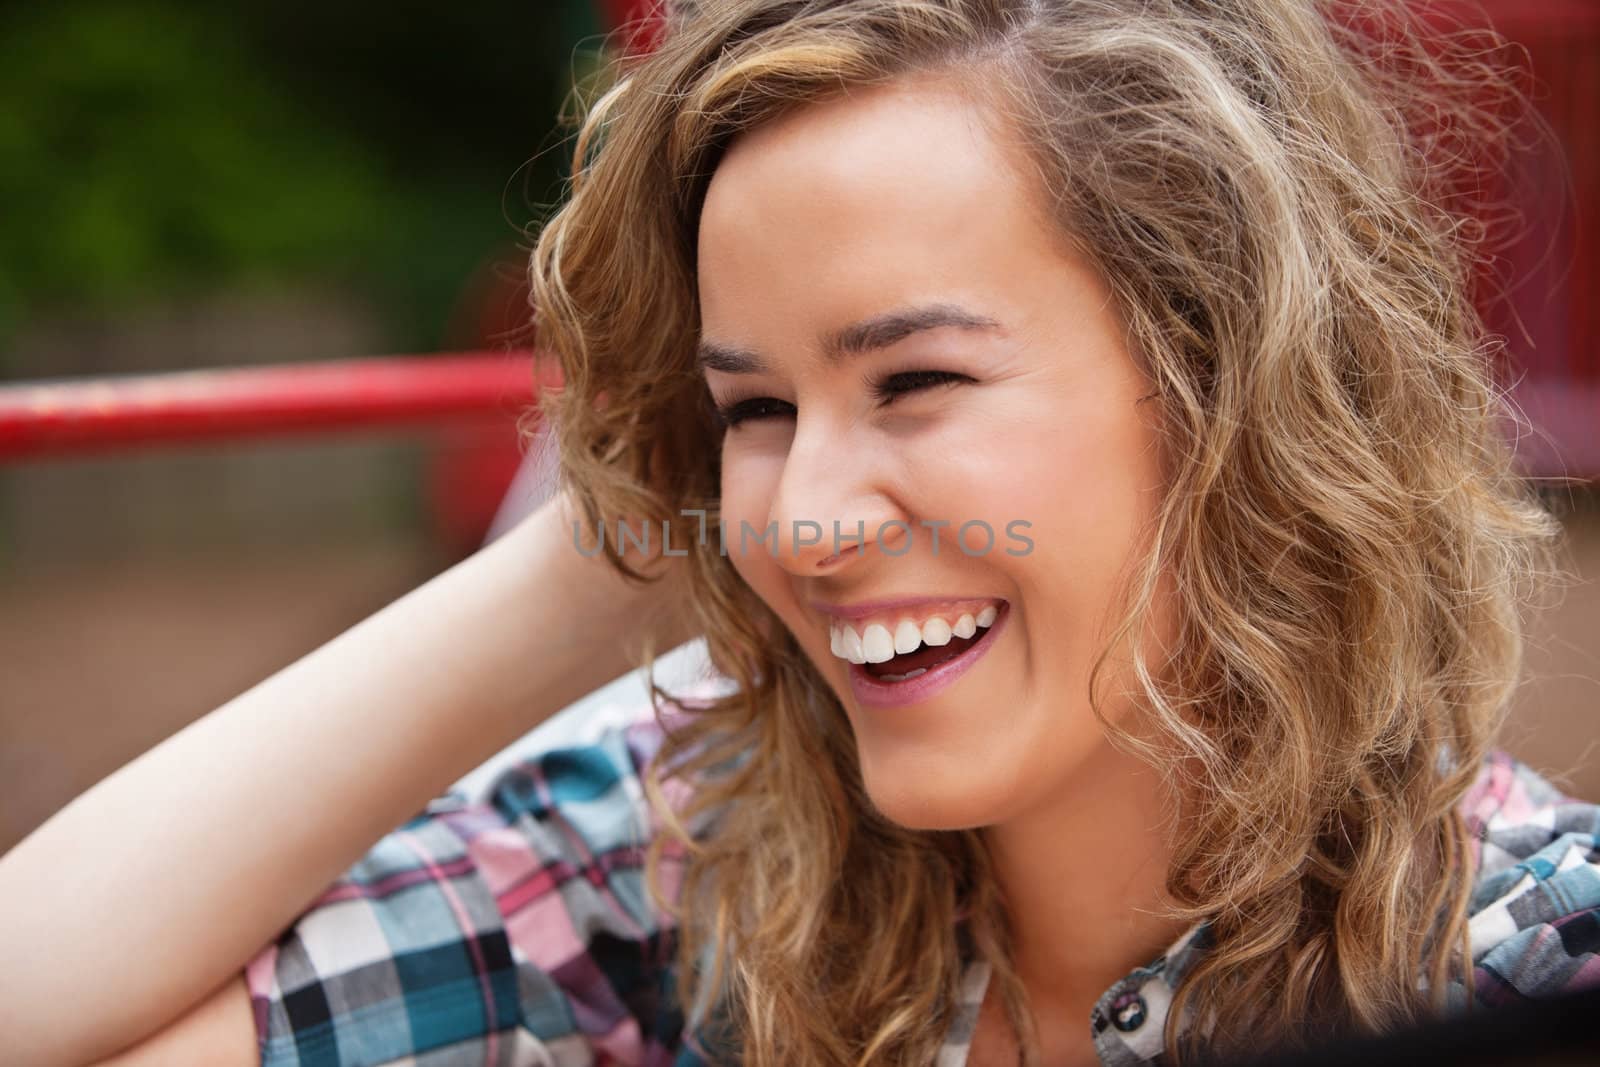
[856,763,1008,832]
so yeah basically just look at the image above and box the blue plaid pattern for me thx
[248,707,1599,1066]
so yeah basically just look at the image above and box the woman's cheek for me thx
[719,447,780,585]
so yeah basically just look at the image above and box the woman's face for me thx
[697,73,1172,831]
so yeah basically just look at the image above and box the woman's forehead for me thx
[699,75,1025,238]
[695,75,1070,351]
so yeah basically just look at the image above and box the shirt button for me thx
[1111,992,1148,1032]
[424,793,469,815]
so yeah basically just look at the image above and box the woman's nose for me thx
[764,428,904,575]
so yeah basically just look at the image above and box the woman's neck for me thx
[980,730,1191,1030]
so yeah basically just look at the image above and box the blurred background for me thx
[0,0,1596,856]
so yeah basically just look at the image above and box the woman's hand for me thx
[0,486,693,1067]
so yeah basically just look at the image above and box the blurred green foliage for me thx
[0,0,608,359]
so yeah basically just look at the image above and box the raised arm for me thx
[0,488,692,1067]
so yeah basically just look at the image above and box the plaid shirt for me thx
[248,704,1600,1066]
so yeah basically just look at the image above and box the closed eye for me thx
[713,394,795,428]
[712,369,974,430]
[868,369,973,404]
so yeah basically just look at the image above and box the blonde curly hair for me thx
[526,1,1569,1062]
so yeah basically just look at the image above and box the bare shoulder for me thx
[86,973,255,1067]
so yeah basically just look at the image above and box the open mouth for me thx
[865,627,988,682]
[829,600,1011,704]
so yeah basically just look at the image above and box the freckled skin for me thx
[699,72,1173,832]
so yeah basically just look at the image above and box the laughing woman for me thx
[4,2,1599,1066]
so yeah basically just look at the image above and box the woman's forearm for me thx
[0,489,690,1067]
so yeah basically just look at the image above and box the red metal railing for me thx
[0,355,554,460]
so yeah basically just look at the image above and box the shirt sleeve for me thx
[245,706,692,1067]
[1463,750,1600,1005]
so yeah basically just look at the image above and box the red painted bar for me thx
[0,354,556,460]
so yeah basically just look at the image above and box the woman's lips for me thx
[846,601,1010,709]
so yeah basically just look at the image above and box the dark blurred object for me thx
[1230,984,1600,1067]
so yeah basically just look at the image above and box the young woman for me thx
[4,1,1597,1065]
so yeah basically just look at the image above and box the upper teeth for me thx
[828,603,1001,665]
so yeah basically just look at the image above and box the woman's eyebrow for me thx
[696,302,1003,374]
